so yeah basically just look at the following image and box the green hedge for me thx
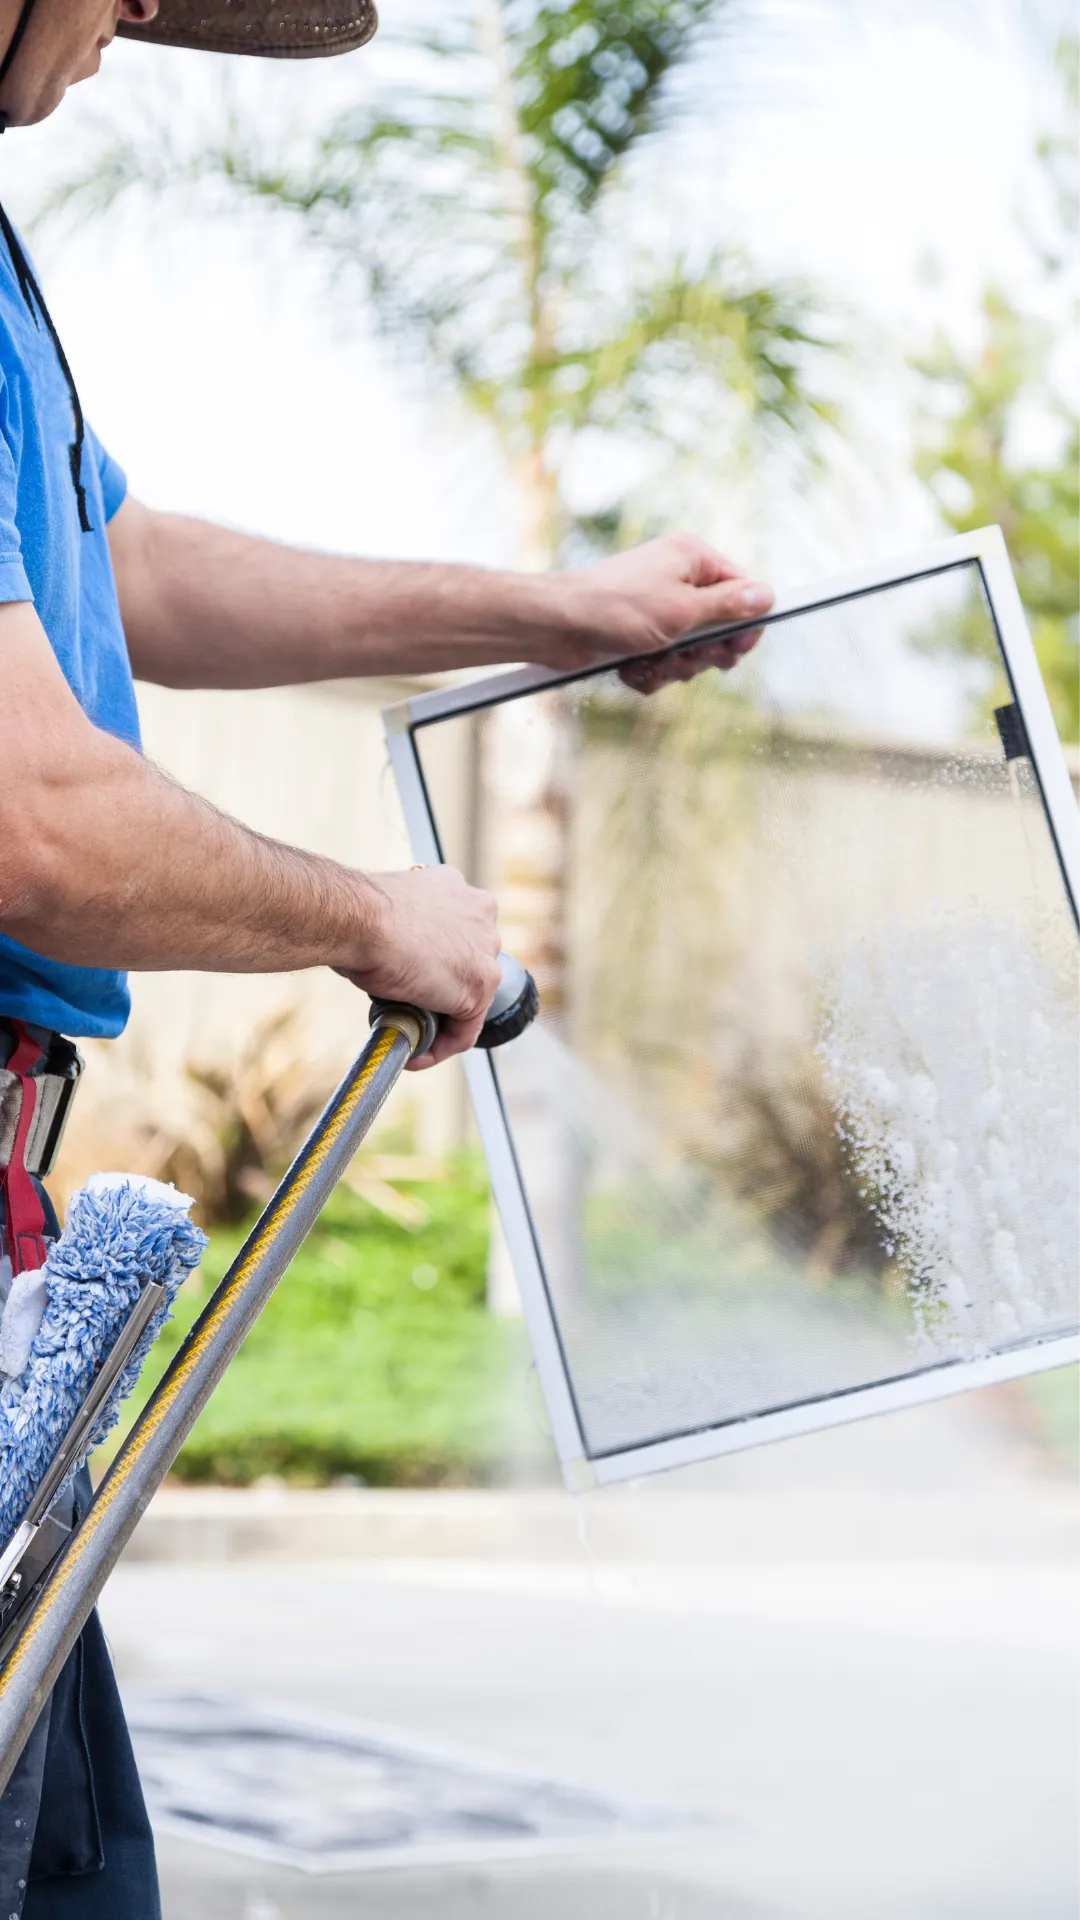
[102,1159,553,1487]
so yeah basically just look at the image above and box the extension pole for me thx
[0,1005,428,1793]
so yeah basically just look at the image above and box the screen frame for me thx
[383,528,1080,1489]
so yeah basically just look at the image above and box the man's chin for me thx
[74,45,105,84]
[5,47,103,125]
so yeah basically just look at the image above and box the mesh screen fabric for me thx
[416,563,1079,1462]
[117,0,377,59]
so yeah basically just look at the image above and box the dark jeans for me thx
[0,1184,160,1920]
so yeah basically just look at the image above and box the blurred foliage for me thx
[160,1010,329,1226]
[55,1010,457,1234]
[915,292,1078,742]
[1022,1366,1079,1473]
[914,36,1079,743]
[98,1161,551,1486]
[703,1039,887,1282]
[49,1011,334,1229]
[48,0,840,563]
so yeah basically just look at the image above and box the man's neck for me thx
[0,0,37,128]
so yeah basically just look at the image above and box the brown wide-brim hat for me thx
[117,1,378,60]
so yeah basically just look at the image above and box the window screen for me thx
[404,551,1079,1475]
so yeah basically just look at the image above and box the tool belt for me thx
[0,1021,83,1277]
[0,1027,83,1651]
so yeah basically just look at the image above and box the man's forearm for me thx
[110,500,564,690]
[7,726,383,975]
[0,600,384,974]
[108,501,775,694]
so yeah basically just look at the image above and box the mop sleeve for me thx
[0,1175,207,1547]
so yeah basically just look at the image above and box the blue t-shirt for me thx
[0,222,138,1039]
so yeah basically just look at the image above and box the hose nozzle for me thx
[369,951,539,1057]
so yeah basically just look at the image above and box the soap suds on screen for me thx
[819,922,1078,1359]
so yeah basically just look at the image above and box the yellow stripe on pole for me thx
[0,1022,403,1703]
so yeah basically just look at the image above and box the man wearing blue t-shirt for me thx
[0,2,773,1912]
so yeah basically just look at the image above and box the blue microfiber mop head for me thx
[0,1175,207,1546]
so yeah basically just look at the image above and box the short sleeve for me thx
[88,423,127,523]
[0,391,32,606]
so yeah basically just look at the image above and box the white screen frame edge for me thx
[383,528,1080,1490]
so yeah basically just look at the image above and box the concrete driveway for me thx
[99,1389,1078,1920]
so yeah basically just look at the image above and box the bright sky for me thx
[0,0,1069,592]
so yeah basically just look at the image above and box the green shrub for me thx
[102,1158,553,1487]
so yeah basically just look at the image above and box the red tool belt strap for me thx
[0,1021,48,1275]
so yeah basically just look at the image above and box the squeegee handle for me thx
[0,959,538,1789]
[0,1012,420,1790]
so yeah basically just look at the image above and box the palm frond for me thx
[508,0,733,223]
[559,257,840,438]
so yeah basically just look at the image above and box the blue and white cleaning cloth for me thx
[0,1174,207,1545]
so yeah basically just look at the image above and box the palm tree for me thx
[913,35,1079,744]
[52,1,835,563]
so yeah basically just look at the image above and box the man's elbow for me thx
[0,805,71,946]
[0,750,108,952]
